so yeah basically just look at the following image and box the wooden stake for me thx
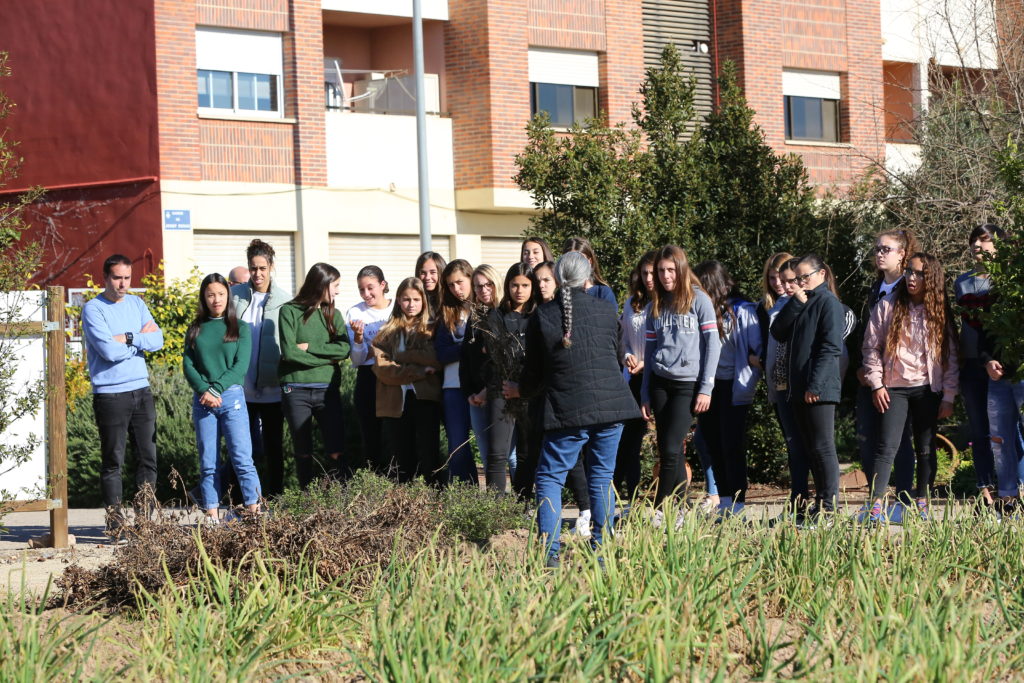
[46,286,68,549]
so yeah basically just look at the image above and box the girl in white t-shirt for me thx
[345,265,391,473]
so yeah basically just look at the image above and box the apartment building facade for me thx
[0,0,1001,291]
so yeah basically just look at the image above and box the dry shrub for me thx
[55,478,443,612]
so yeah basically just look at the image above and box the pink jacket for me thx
[862,297,958,403]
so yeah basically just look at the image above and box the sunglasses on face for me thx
[904,268,926,280]
[782,276,799,286]
[795,269,822,284]
[874,245,898,255]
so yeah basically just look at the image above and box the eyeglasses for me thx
[782,277,799,286]
[874,245,897,255]
[795,269,823,284]
[904,268,926,280]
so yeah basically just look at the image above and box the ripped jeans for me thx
[987,378,1024,498]
[193,385,262,508]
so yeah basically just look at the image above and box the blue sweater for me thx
[82,294,164,393]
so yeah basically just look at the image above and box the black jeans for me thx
[381,390,442,485]
[697,379,751,503]
[870,385,940,500]
[93,387,158,507]
[789,398,840,510]
[615,373,645,503]
[281,385,344,488]
[355,365,385,473]
[248,401,284,498]
[651,375,698,507]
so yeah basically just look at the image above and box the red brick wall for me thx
[155,0,325,186]
[197,0,288,31]
[712,0,883,190]
[447,0,645,194]
[601,0,645,126]
[528,0,607,50]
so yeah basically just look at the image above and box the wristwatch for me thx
[125,332,133,346]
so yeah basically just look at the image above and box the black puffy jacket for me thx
[519,289,640,431]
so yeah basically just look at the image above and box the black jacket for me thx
[770,282,845,404]
[459,308,529,398]
[519,289,640,431]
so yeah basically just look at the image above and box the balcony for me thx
[325,110,454,193]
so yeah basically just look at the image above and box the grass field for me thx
[3,488,1023,680]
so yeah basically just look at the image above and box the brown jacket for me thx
[371,329,442,418]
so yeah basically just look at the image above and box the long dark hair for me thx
[415,251,447,315]
[628,250,658,313]
[186,273,240,348]
[885,252,953,369]
[291,262,341,337]
[500,262,538,315]
[694,260,742,339]
[439,259,474,333]
[563,236,609,287]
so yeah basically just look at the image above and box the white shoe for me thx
[651,509,665,529]
[698,497,718,515]
[673,509,687,531]
[575,510,592,538]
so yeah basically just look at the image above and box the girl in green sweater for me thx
[183,273,261,522]
[278,263,352,487]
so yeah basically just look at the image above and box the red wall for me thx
[0,0,162,287]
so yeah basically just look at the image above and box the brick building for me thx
[0,0,1001,292]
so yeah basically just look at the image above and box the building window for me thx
[530,83,598,127]
[196,28,283,117]
[784,96,839,142]
[782,70,842,143]
[527,48,600,128]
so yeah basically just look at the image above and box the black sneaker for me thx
[545,555,560,569]
[797,505,835,530]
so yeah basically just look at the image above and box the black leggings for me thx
[870,385,939,500]
[697,379,751,503]
[651,375,698,507]
[355,365,385,473]
[381,391,442,485]
[790,399,840,510]
[615,373,645,503]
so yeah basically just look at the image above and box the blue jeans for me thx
[536,422,623,560]
[193,386,262,508]
[469,402,516,480]
[987,378,1024,497]
[856,384,914,499]
[774,399,810,503]
[961,359,996,488]
[443,389,476,484]
[692,426,719,496]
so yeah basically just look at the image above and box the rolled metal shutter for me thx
[328,233,451,308]
[192,230,296,296]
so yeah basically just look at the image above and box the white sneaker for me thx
[673,509,687,531]
[698,497,718,515]
[651,509,665,529]
[575,510,592,538]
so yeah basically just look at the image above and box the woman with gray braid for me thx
[506,252,640,568]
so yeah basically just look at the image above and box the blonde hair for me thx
[471,264,501,308]
[761,252,793,309]
[376,277,434,348]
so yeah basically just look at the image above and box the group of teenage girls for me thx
[182,224,1024,527]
